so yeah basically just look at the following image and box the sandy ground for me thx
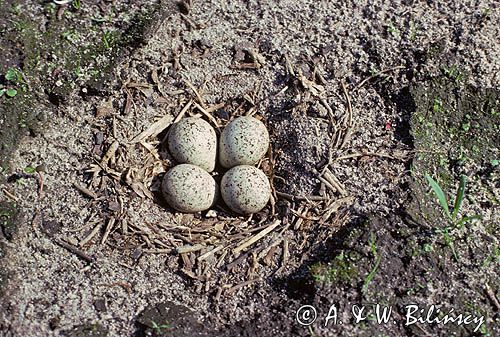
[1,0,499,336]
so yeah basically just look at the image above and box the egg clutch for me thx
[162,116,271,214]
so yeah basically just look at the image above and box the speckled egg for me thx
[219,116,269,168]
[221,165,271,214]
[162,164,218,213]
[167,117,216,172]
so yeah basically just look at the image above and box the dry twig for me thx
[335,151,407,161]
[101,217,116,245]
[193,102,220,128]
[2,189,19,202]
[355,65,405,90]
[276,191,328,202]
[177,244,206,254]
[226,279,259,294]
[173,100,193,123]
[73,183,98,199]
[54,237,95,264]
[233,220,281,255]
[130,114,174,143]
[485,283,500,311]
[182,78,206,108]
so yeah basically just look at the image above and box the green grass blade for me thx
[362,233,381,294]
[452,175,467,221]
[362,254,381,294]
[425,174,451,219]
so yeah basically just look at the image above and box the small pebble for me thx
[205,210,218,218]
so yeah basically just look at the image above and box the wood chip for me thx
[293,205,305,230]
[182,252,195,272]
[95,99,114,118]
[98,281,133,294]
[298,69,326,97]
[233,220,280,255]
[262,245,277,266]
[101,141,119,167]
[282,238,289,266]
[340,127,353,149]
[276,191,328,202]
[257,236,282,261]
[127,82,154,97]
[485,283,500,311]
[151,68,159,84]
[177,244,206,254]
[317,176,337,194]
[123,90,133,115]
[118,219,127,236]
[289,208,320,221]
[340,80,353,128]
[73,183,98,199]
[323,168,347,196]
[79,222,102,246]
[274,238,290,274]
[216,250,228,268]
[205,102,225,114]
[198,245,224,262]
[321,196,354,223]
[139,141,161,160]
[130,114,174,143]
[142,248,173,254]
[226,279,258,294]
[101,217,116,245]
[335,151,407,161]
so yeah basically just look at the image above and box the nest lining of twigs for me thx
[67,58,409,292]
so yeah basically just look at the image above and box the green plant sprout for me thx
[432,97,442,114]
[1,67,26,98]
[425,174,481,261]
[482,246,499,269]
[425,174,481,227]
[0,88,17,97]
[72,0,81,10]
[150,320,171,334]
[442,65,463,82]
[409,21,419,41]
[10,3,22,15]
[435,226,459,261]
[15,177,27,187]
[362,233,381,294]
[24,166,36,174]
[5,67,25,83]
[309,251,357,284]
[387,22,399,38]
[102,30,114,50]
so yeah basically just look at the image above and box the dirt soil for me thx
[0,1,499,337]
